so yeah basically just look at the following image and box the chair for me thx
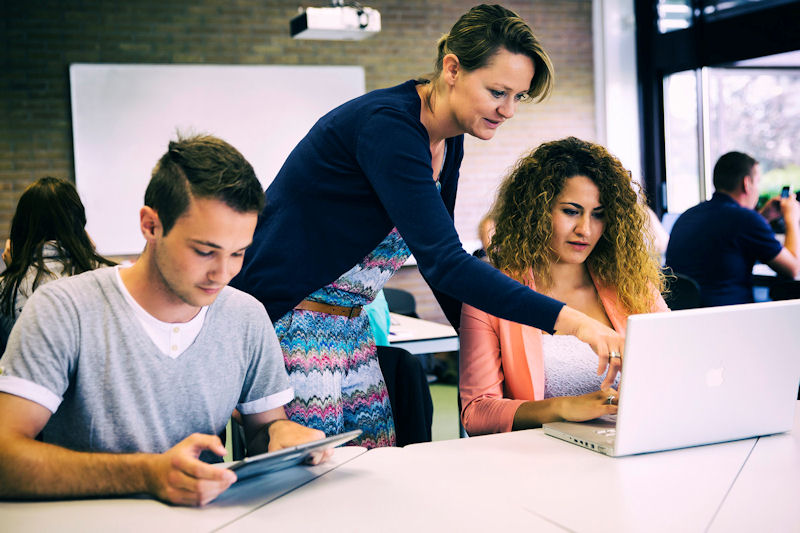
[228,346,435,455]
[769,279,800,401]
[769,280,800,302]
[383,287,418,318]
[230,417,247,461]
[662,272,702,310]
[218,412,246,461]
[376,345,433,446]
[0,313,14,355]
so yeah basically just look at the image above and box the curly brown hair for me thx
[488,137,664,315]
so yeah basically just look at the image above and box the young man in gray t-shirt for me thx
[0,135,327,506]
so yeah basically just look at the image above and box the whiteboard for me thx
[70,64,365,256]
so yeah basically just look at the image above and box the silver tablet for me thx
[228,429,362,481]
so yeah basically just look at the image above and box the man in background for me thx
[666,151,800,306]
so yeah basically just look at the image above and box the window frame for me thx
[634,0,800,215]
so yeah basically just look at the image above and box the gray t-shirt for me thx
[0,267,292,455]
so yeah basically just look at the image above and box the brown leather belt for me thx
[294,299,362,318]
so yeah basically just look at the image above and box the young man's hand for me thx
[147,433,236,506]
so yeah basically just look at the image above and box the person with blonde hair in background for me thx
[473,212,496,261]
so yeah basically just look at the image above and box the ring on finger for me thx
[606,395,615,405]
[609,350,621,360]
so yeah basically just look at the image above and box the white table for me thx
[752,262,800,281]
[708,406,800,531]
[5,406,799,531]
[388,312,459,354]
[226,421,783,532]
[0,447,366,533]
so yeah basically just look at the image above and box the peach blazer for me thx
[459,272,669,435]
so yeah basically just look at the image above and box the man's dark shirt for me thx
[666,192,782,306]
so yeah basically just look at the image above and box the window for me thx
[706,66,800,200]
[638,0,799,216]
[657,0,693,33]
[657,0,796,33]
[663,70,703,211]
[702,0,797,19]
[662,53,800,212]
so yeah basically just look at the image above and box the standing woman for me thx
[0,177,115,346]
[233,4,623,448]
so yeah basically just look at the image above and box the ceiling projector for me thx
[290,5,381,40]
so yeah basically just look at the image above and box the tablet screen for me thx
[228,429,362,481]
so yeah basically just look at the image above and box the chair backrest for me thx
[229,415,247,461]
[770,280,800,302]
[0,313,15,356]
[779,282,800,398]
[662,272,702,310]
[383,287,418,318]
[376,345,433,446]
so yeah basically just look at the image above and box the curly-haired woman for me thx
[459,137,669,436]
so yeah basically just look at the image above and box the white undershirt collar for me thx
[114,266,207,359]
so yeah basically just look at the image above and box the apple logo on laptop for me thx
[706,367,725,387]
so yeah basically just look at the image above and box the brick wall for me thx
[1,0,595,323]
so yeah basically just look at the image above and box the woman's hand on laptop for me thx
[557,388,619,422]
[554,306,625,388]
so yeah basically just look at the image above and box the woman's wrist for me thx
[553,305,581,336]
[512,398,564,430]
[550,396,568,422]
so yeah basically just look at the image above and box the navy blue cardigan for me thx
[231,81,564,332]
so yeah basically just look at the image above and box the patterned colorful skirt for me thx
[275,308,394,448]
[274,228,411,448]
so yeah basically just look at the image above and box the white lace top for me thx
[11,241,68,318]
[541,334,618,398]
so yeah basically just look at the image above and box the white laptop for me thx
[543,300,800,456]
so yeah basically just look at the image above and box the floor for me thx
[429,383,461,441]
